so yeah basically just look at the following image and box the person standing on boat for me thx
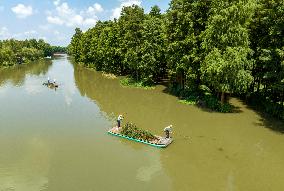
[164,125,173,138]
[117,114,123,128]
[47,77,50,84]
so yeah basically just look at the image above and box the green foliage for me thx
[140,6,166,82]
[249,0,284,111]
[178,97,197,105]
[118,5,146,80]
[68,28,83,62]
[174,86,233,112]
[0,39,54,67]
[247,92,284,120]
[120,123,157,142]
[120,77,155,90]
[201,47,254,93]
[201,94,233,113]
[51,46,67,54]
[201,0,256,95]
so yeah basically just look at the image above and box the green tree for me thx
[166,0,211,91]
[69,28,83,62]
[0,39,52,67]
[249,0,284,104]
[140,6,166,83]
[201,0,256,103]
[118,5,145,81]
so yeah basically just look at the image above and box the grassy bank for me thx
[102,72,117,79]
[172,86,234,113]
[120,77,155,90]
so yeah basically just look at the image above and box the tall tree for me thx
[140,6,166,83]
[118,5,145,81]
[201,0,256,103]
[166,0,211,91]
[69,28,83,62]
[249,0,284,105]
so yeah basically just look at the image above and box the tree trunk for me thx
[176,70,184,90]
[221,92,225,104]
[136,65,138,82]
[182,71,185,90]
[281,91,284,106]
[196,72,201,87]
[216,92,220,100]
[179,71,185,90]
[251,78,256,93]
[257,78,260,93]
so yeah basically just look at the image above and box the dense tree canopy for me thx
[0,39,66,67]
[69,0,284,118]
[201,0,256,102]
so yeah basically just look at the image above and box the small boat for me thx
[108,127,173,148]
[43,82,59,88]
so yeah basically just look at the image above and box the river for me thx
[0,55,283,191]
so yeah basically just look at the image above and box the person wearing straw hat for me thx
[117,114,123,128]
[164,125,173,138]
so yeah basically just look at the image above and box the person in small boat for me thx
[53,79,56,84]
[117,114,123,128]
[47,77,50,85]
[164,125,173,138]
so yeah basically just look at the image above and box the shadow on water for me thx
[162,84,243,114]
[195,100,243,114]
[106,68,284,135]
[249,106,284,134]
[0,59,52,87]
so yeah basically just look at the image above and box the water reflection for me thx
[0,59,52,87]
[73,63,182,134]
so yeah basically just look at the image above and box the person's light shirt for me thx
[164,125,173,132]
[118,115,123,121]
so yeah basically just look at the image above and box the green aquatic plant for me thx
[120,123,156,142]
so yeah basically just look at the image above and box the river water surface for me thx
[0,56,284,191]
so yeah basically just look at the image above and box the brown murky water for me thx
[0,55,283,191]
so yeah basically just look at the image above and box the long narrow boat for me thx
[108,127,173,148]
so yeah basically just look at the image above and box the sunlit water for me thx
[0,55,283,191]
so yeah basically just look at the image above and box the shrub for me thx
[120,77,155,89]
[169,85,233,113]
[201,94,233,113]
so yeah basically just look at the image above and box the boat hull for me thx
[108,130,173,148]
